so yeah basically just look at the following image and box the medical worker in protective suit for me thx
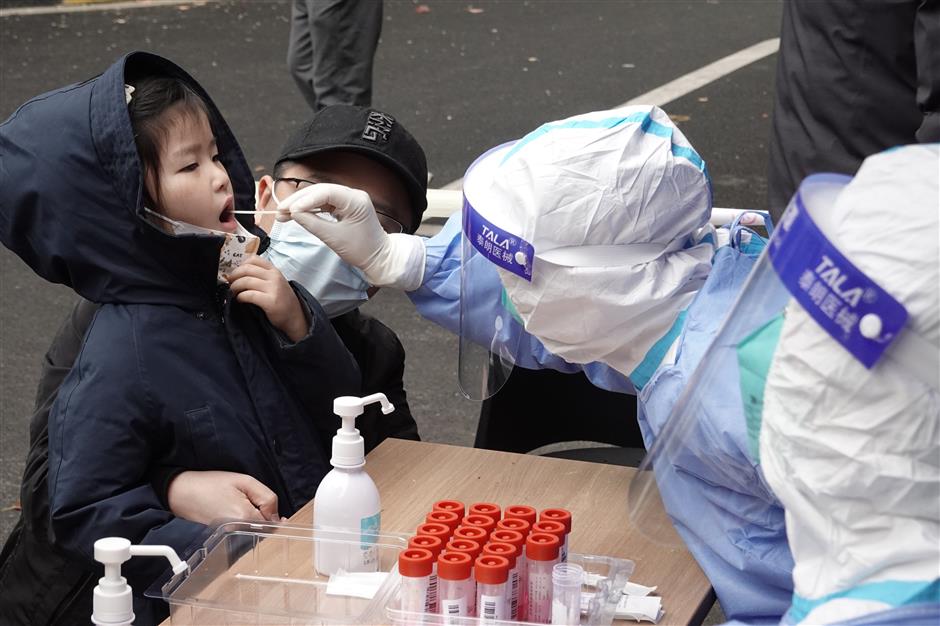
[274,107,939,623]
[635,144,940,626]
[274,105,782,619]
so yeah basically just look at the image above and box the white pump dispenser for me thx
[314,393,394,576]
[91,537,188,626]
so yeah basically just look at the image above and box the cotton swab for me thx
[231,209,326,215]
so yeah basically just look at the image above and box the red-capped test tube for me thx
[491,529,528,620]
[532,520,567,563]
[433,499,466,519]
[409,535,444,613]
[416,522,452,546]
[462,514,497,539]
[426,509,461,535]
[483,542,520,620]
[468,502,501,524]
[475,555,511,621]
[437,551,474,621]
[504,504,537,526]
[446,539,483,563]
[399,548,435,615]
[453,525,488,546]
[445,539,482,615]
[496,516,531,537]
[539,508,572,563]
[525,533,561,624]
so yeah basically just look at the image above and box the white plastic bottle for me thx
[314,393,394,576]
[91,537,188,626]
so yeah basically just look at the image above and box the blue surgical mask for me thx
[263,219,370,318]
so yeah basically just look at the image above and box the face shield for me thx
[627,144,940,563]
[458,106,713,400]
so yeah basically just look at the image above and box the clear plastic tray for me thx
[385,552,634,626]
[147,521,408,625]
[147,521,634,626]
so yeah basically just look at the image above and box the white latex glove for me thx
[276,183,426,291]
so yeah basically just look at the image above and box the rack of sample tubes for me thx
[386,500,635,625]
[147,507,633,625]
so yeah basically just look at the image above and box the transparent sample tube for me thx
[496,516,532,538]
[433,499,466,520]
[437,551,474,623]
[491,529,527,621]
[453,524,488,546]
[398,548,434,615]
[426,509,461,535]
[445,539,482,615]
[409,535,444,614]
[540,509,572,564]
[532,520,567,563]
[505,504,538,526]
[526,532,561,624]
[551,562,583,625]
[483,542,520,621]
[416,522,452,546]
[463,514,497,539]
[468,501,502,524]
[475,554,510,621]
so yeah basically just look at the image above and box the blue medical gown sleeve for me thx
[638,245,793,623]
[720,601,940,626]
[407,214,635,394]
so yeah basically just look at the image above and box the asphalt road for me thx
[0,2,783,605]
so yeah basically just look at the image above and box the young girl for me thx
[0,52,359,625]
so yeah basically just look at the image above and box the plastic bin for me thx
[147,521,407,625]
[146,521,634,626]
[385,553,635,626]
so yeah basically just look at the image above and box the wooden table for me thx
[160,439,714,625]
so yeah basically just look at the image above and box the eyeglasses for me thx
[273,177,407,234]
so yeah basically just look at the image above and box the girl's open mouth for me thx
[219,197,236,229]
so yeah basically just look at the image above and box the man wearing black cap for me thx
[263,105,428,234]
[256,104,428,453]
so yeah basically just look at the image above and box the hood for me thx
[0,51,265,308]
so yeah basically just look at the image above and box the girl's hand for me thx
[167,470,285,524]
[226,255,308,342]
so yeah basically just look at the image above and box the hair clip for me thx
[124,84,135,105]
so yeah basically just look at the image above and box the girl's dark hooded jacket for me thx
[0,52,360,623]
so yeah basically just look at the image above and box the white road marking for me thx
[423,37,780,224]
[620,38,779,108]
[0,0,222,18]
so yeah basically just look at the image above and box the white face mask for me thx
[263,219,370,318]
[143,208,260,282]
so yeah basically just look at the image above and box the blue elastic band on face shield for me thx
[769,189,908,369]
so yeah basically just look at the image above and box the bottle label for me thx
[360,511,380,567]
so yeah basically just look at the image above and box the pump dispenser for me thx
[91,537,188,625]
[314,393,393,576]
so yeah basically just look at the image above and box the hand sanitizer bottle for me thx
[314,393,393,576]
[91,537,188,625]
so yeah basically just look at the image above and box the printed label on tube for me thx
[442,597,467,623]
[481,594,506,621]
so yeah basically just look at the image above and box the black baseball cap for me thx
[275,105,428,232]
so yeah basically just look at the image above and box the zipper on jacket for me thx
[214,282,230,326]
